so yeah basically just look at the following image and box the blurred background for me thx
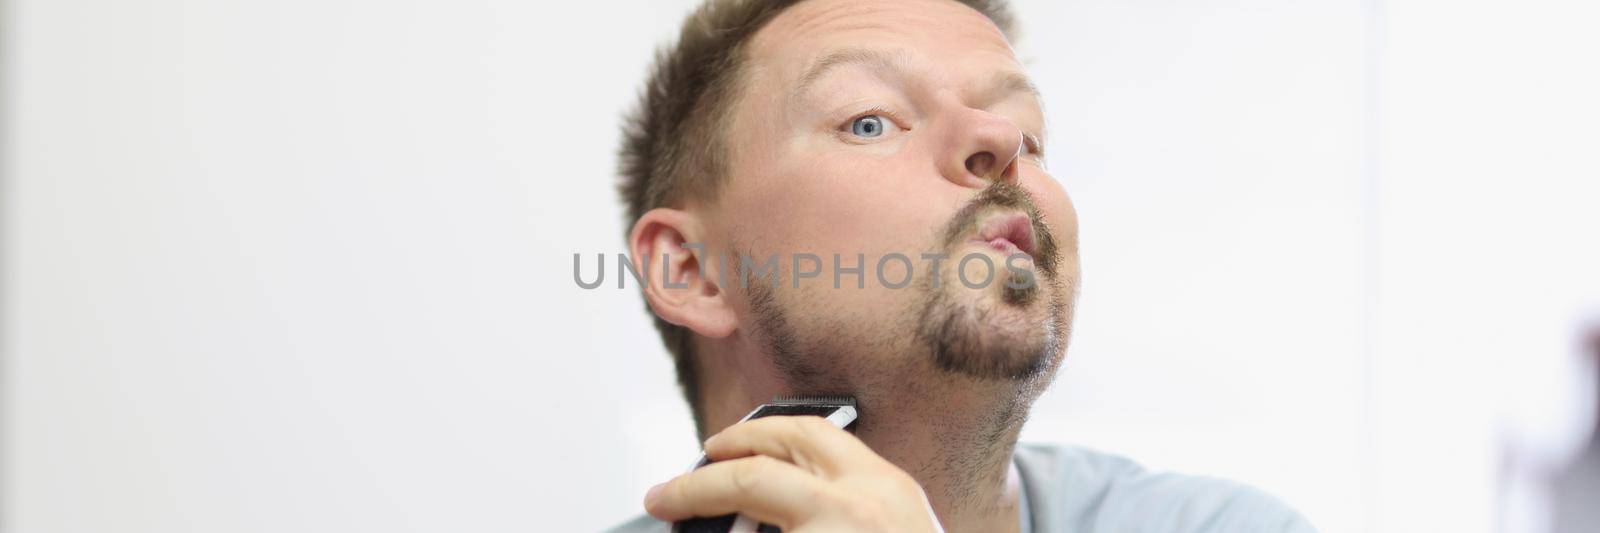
[4,0,1598,531]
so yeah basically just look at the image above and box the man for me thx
[610,0,1314,531]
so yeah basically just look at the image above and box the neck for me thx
[852,378,1031,533]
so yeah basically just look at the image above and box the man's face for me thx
[702,0,1080,393]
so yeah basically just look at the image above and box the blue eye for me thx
[850,115,886,138]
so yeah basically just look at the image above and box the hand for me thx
[644,415,943,532]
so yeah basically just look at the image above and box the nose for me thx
[942,107,1024,187]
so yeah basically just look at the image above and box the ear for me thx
[628,208,738,339]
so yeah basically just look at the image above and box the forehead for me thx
[745,0,1021,89]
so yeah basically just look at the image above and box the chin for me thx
[916,274,1061,381]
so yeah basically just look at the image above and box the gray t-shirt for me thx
[607,443,1316,533]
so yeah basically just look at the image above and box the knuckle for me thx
[840,498,891,527]
[890,470,921,491]
[896,474,929,500]
[800,479,832,503]
[732,456,775,493]
[669,475,696,501]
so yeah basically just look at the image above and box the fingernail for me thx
[644,482,666,507]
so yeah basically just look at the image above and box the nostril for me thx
[965,152,996,179]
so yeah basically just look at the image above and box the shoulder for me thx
[1014,443,1317,533]
[604,514,668,533]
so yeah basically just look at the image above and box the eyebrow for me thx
[987,70,1042,103]
[792,48,911,100]
[790,47,1041,105]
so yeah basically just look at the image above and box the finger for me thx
[644,455,826,528]
[702,415,877,476]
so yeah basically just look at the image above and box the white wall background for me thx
[3,0,1597,532]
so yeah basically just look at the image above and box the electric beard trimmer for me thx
[672,396,858,533]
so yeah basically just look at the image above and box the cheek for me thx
[1020,171,1080,252]
[714,148,957,334]
[731,152,949,258]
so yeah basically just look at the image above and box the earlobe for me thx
[629,208,738,339]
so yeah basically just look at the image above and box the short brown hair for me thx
[617,0,1017,429]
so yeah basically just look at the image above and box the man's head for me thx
[619,0,1080,434]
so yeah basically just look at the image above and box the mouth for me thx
[970,212,1037,258]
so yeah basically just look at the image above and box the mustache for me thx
[939,180,1061,279]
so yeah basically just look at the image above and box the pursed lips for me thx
[969,212,1036,258]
